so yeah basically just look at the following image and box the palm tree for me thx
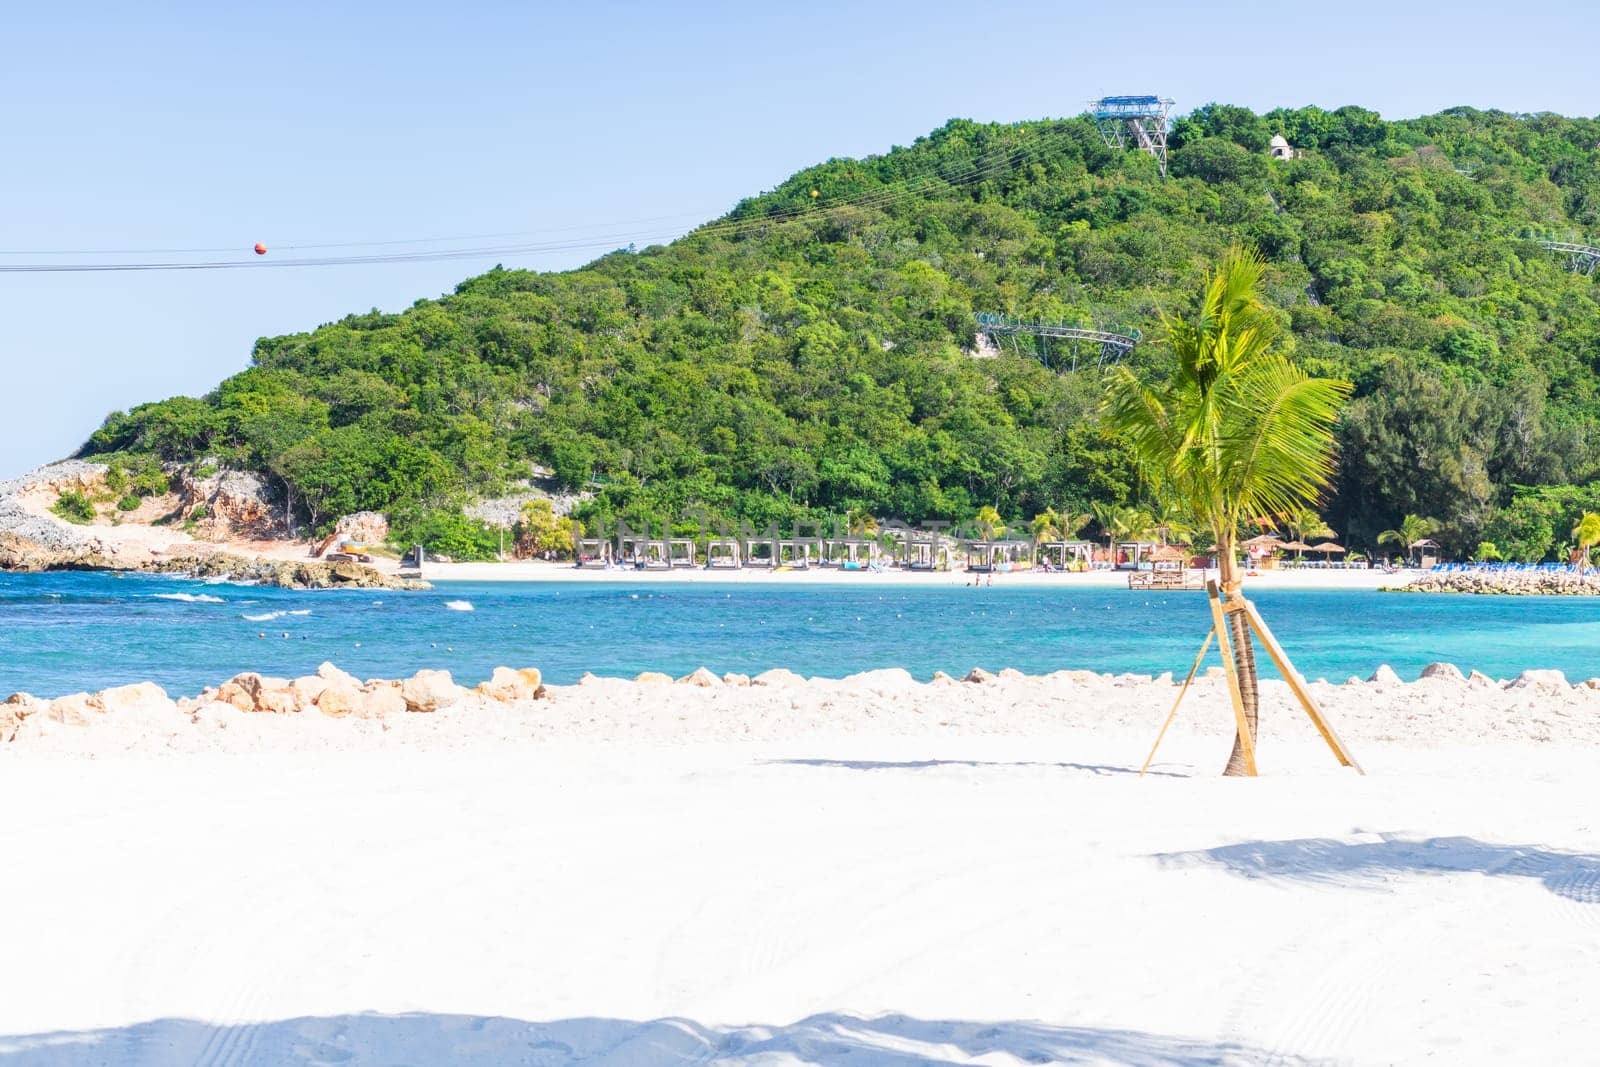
[1572,511,1600,570]
[1030,508,1063,544]
[845,507,879,537]
[1148,499,1195,546]
[974,505,1005,540]
[1059,511,1093,539]
[1105,247,1350,776]
[1377,514,1439,564]
[1091,501,1143,564]
[1281,504,1335,544]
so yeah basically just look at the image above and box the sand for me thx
[420,558,1400,590]
[2,670,1598,1064]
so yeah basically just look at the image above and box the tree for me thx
[1571,511,1600,570]
[1105,247,1349,776]
[1280,504,1335,544]
[973,505,1005,540]
[1029,508,1063,544]
[1482,498,1557,563]
[845,507,879,536]
[1377,514,1441,562]
[514,498,581,559]
[1148,499,1195,546]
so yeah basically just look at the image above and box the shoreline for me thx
[415,559,1404,589]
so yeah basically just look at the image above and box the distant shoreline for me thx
[415,559,1401,590]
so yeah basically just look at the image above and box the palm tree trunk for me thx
[1216,537,1259,777]
[1222,604,1260,776]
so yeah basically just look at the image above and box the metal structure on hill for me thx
[1090,95,1175,177]
[1538,239,1600,276]
[973,312,1142,371]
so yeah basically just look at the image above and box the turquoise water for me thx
[4,571,1600,697]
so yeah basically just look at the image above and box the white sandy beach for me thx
[418,558,1400,590]
[2,669,1598,1064]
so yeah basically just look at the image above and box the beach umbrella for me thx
[1276,540,1314,561]
[1309,541,1345,567]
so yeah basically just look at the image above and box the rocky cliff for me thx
[0,463,425,590]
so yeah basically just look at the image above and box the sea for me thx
[4,571,1600,698]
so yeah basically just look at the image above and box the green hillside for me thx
[80,104,1600,560]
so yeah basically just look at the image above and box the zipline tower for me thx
[1091,95,1176,177]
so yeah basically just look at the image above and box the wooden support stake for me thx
[1206,581,1257,776]
[1141,629,1214,777]
[1242,599,1365,775]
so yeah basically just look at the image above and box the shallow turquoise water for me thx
[4,571,1600,697]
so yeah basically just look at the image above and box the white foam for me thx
[444,600,475,612]
[242,611,286,622]
[150,593,225,604]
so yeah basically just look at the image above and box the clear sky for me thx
[1,0,1592,476]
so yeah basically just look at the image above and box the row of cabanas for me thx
[574,530,1375,572]
[574,534,1112,572]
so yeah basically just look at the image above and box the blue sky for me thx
[1,0,1592,475]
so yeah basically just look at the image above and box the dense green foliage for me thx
[80,105,1600,559]
[51,490,95,525]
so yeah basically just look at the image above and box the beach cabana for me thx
[777,538,818,568]
[741,535,778,568]
[1128,543,1204,588]
[619,536,671,569]
[1148,543,1191,568]
[900,533,953,571]
[704,539,741,568]
[574,538,613,567]
[966,540,1030,573]
[1037,540,1094,572]
[1408,538,1441,568]
[667,539,697,568]
[1115,541,1159,570]
[822,537,880,569]
[1239,533,1282,572]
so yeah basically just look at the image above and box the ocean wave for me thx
[444,600,475,612]
[150,593,225,604]
[242,608,311,622]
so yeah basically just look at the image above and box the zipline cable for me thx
[0,126,1075,273]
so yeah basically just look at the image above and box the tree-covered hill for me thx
[79,104,1600,560]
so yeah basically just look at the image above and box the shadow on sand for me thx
[1159,834,1600,905]
[767,758,1183,778]
[0,1011,1331,1065]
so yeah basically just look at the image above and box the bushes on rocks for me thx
[51,490,95,525]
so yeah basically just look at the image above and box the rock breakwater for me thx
[1388,570,1600,595]
[6,660,1599,755]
